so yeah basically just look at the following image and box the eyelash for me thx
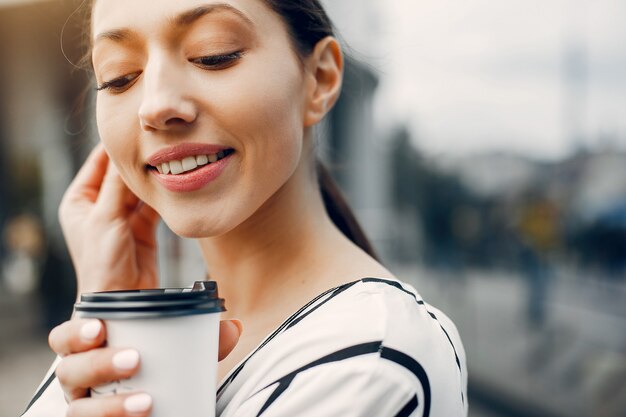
[192,51,244,68]
[96,51,245,93]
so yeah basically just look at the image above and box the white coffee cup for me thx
[74,281,225,417]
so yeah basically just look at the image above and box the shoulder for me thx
[280,277,464,365]
[307,277,467,403]
[218,277,468,416]
[351,278,466,373]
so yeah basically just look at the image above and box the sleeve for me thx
[229,355,424,417]
[20,357,69,417]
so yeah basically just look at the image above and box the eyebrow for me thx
[94,3,255,44]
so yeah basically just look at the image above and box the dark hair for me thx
[262,1,379,261]
[79,0,379,261]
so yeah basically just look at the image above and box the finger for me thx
[94,159,137,220]
[218,319,242,361]
[56,348,141,401]
[49,319,107,356]
[129,202,161,247]
[67,392,152,417]
[65,143,110,203]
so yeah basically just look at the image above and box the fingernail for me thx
[80,320,101,341]
[124,393,152,414]
[231,319,244,334]
[113,349,140,371]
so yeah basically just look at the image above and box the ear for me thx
[303,36,344,127]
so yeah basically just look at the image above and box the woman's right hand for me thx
[59,143,161,296]
[49,318,242,416]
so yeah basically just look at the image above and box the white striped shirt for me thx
[22,277,468,416]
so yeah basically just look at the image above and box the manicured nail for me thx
[124,393,152,414]
[80,320,101,341]
[113,349,140,371]
[231,319,243,334]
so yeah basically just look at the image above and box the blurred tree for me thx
[390,130,487,270]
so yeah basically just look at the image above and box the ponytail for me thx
[316,160,380,261]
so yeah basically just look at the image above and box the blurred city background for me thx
[1,0,625,416]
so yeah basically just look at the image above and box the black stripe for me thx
[21,372,57,416]
[255,341,383,416]
[254,343,431,417]
[255,377,292,417]
[381,347,431,417]
[394,395,418,417]
[219,276,463,407]
[285,281,360,330]
[219,278,383,396]
[362,278,463,378]
[218,282,353,396]
[362,278,425,305]
[428,311,461,371]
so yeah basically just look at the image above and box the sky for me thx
[363,0,626,159]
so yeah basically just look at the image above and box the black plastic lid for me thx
[74,281,226,319]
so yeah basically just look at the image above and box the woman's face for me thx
[91,0,311,237]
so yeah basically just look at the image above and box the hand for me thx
[59,143,160,296]
[49,318,242,416]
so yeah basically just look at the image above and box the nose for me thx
[138,59,197,131]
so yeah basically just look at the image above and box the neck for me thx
[197,158,347,320]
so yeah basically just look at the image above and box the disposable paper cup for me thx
[74,281,225,417]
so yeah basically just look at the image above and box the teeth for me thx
[182,156,197,171]
[155,151,232,175]
[169,160,184,175]
[196,155,209,166]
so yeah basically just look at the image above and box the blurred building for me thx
[0,0,86,319]
[321,0,393,260]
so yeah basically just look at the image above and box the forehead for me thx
[92,0,276,41]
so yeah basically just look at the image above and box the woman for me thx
[23,0,468,415]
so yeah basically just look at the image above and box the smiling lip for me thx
[146,143,232,167]
[146,143,234,193]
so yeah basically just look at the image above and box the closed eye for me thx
[96,72,141,93]
[191,51,244,69]
[95,51,244,94]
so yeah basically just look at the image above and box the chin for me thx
[163,217,224,239]
[161,213,218,239]
[159,209,236,239]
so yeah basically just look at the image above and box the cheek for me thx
[206,55,306,167]
[96,97,145,194]
[159,59,307,237]
[96,96,128,153]
[233,72,304,192]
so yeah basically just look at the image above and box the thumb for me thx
[218,319,243,361]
